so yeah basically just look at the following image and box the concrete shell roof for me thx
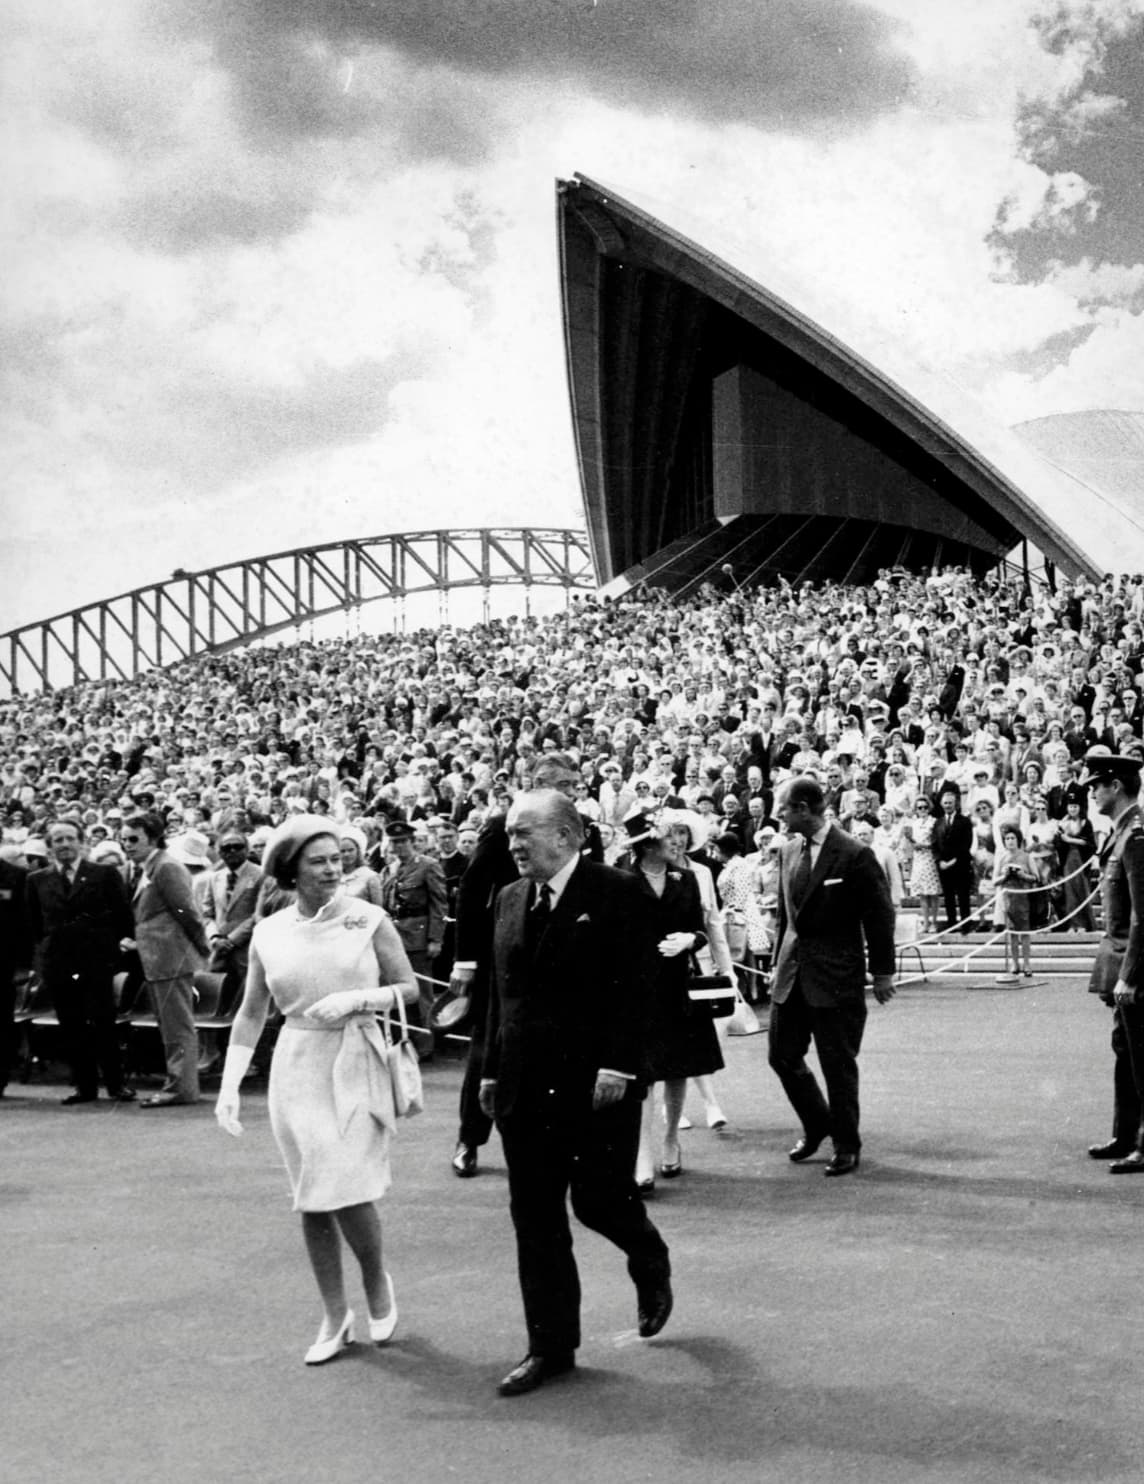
[560,173,1144,578]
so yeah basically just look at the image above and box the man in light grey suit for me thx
[121,813,210,1107]
[201,828,263,1003]
[769,776,896,1176]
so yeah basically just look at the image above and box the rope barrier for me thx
[404,854,1104,1031]
[894,879,1101,987]
[902,851,1097,950]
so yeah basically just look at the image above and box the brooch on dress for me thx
[342,914,369,930]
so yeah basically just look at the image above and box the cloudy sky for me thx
[3,0,1143,630]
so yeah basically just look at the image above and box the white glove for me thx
[215,1042,254,1138]
[658,932,697,959]
[306,986,399,1025]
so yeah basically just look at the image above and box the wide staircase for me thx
[895,901,1100,985]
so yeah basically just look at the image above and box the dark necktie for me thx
[790,837,812,906]
[61,866,73,894]
[226,870,237,895]
[526,882,553,957]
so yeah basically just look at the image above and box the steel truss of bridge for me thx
[1,528,594,696]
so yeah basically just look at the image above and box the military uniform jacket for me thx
[1089,803,1144,999]
[381,853,447,954]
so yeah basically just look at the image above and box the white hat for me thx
[167,830,212,868]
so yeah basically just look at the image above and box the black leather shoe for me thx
[635,1178,655,1198]
[824,1150,860,1177]
[497,1352,575,1397]
[1109,1151,1144,1174]
[140,1093,192,1108]
[451,1143,478,1178]
[1089,1139,1134,1160]
[61,1092,98,1105]
[637,1275,674,1339]
[788,1133,826,1163]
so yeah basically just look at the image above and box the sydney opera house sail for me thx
[557,174,1144,593]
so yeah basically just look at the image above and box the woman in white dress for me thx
[215,816,418,1365]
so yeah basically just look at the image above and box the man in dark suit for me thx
[0,852,31,1096]
[933,786,975,933]
[478,791,671,1396]
[430,817,466,982]
[121,812,210,1107]
[25,821,135,1104]
[447,753,603,1179]
[1082,751,1144,1172]
[769,776,897,1176]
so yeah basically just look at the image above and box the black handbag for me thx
[687,959,737,1019]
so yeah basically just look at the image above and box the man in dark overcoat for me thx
[479,791,671,1396]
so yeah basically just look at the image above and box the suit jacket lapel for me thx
[797,828,840,917]
[535,862,586,965]
[782,837,802,919]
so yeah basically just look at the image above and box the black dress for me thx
[631,866,724,1082]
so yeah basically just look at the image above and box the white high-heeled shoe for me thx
[304,1308,355,1365]
[368,1273,398,1345]
[706,1106,728,1130]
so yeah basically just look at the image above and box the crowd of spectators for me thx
[3,566,1143,935]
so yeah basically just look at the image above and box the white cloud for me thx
[3,0,1144,633]
[987,306,1144,423]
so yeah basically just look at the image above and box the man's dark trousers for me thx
[499,1086,668,1355]
[768,984,868,1152]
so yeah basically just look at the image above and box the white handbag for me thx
[385,990,424,1119]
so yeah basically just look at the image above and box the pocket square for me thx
[576,913,592,923]
[823,878,843,886]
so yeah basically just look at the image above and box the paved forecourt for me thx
[3,975,1142,1484]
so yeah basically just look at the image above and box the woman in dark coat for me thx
[625,820,723,1192]
[1054,800,1096,931]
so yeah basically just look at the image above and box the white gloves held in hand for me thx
[305,986,396,1024]
[658,932,696,959]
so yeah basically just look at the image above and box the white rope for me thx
[904,850,1097,950]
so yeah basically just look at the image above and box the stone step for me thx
[895,925,1098,981]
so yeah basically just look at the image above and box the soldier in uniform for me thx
[380,821,447,1059]
[1081,750,1144,1172]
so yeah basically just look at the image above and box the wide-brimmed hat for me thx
[261,814,341,881]
[658,808,709,853]
[168,830,212,868]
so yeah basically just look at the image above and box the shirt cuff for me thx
[453,960,478,972]
[599,1068,635,1081]
[479,1078,497,1088]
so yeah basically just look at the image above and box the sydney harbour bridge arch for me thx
[0,528,594,697]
